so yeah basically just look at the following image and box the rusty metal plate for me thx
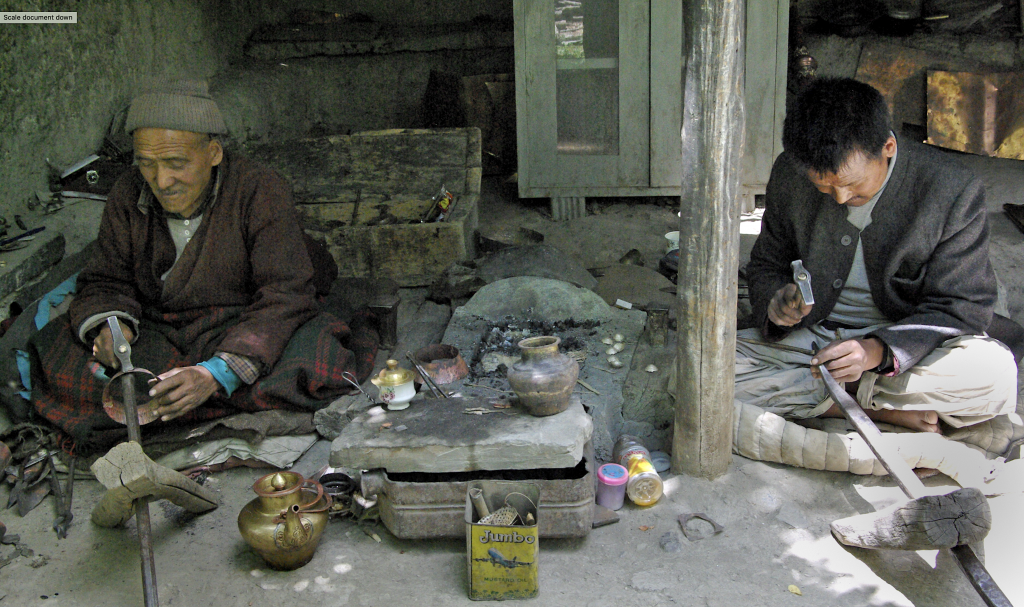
[855,42,987,130]
[927,70,1024,160]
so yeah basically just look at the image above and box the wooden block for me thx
[247,128,480,286]
[830,487,991,550]
[90,441,218,528]
[296,202,356,228]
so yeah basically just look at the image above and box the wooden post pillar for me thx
[672,0,745,479]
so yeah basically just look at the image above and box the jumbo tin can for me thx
[466,481,540,600]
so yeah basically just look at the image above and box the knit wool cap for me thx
[125,79,228,135]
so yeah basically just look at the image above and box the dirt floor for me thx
[1,160,1023,606]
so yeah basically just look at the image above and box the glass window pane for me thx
[555,0,619,155]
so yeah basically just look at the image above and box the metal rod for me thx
[818,365,1012,607]
[736,336,815,357]
[406,353,448,399]
[120,346,160,606]
[405,354,440,398]
[0,226,44,248]
[136,497,160,607]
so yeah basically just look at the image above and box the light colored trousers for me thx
[734,323,1017,428]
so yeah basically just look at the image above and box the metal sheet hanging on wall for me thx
[927,70,1024,160]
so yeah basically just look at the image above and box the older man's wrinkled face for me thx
[806,136,897,207]
[133,128,223,217]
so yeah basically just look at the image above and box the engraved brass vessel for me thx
[238,471,331,570]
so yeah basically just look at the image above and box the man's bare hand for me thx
[767,283,813,327]
[92,320,135,369]
[810,337,885,383]
[146,366,219,422]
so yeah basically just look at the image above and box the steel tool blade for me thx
[817,363,1012,607]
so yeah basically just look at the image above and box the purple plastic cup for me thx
[596,463,629,511]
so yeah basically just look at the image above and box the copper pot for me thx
[238,471,332,570]
[412,344,469,385]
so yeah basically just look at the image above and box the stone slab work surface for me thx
[330,395,592,473]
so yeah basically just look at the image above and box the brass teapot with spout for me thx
[238,471,332,570]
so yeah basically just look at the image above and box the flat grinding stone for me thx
[330,395,592,473]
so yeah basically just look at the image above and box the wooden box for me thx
[248,127,480,286]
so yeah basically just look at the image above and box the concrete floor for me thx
[1,153,1023,606]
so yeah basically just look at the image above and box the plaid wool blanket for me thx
[28,307,378,454]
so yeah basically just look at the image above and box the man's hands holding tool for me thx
[768,283,813,327]
[94,321,218,421]
[92,319,135,369]
[768,281,887,383]
[145,366,219,422]
[810,337,886,383]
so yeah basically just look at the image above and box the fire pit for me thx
[328,276,651,540]
[438,276,648,460]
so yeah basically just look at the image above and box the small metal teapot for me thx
[370,359,416,410]
[237,471,331,570]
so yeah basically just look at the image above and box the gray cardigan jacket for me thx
[747,137,996,374]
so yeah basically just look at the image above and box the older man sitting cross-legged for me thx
[25,80,378,525]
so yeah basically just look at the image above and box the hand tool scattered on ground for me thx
[0,227,45,250]
[7,451,51,516]
[48,454,75,539]
[816,362,1012,607]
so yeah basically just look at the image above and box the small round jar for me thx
[370,359,417,410]
[595,463,629,511]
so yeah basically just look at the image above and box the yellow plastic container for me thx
[466,481,540,601]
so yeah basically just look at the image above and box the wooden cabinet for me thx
[514,0,788,216]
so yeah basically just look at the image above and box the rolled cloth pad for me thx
[731,402,1016,494]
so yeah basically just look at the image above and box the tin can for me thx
[612,435,663,507]
[466,481,539,600]
[595,463,628,511]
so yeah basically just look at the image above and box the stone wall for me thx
[0,0,511,215]
[0,0,230,210]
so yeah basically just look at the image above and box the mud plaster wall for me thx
[0,0,511,213]
[0,0,230,211]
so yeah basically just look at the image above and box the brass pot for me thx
[238,471,332,570]
[507,336,579,416]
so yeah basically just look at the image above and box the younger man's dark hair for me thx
[782,77,892,175]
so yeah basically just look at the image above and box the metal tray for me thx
[361,455,594,539]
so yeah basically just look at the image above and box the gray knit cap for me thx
[125,79,228,135]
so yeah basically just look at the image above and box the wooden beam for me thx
[672,0,745,479]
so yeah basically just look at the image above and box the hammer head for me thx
[790,260,815,306]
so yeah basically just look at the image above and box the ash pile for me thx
[467,317,599,384]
